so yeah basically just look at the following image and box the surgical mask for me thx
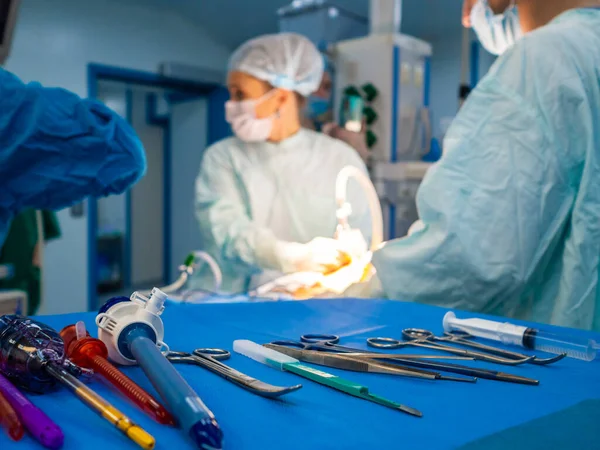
[225,91,276,142]
[471,0,522,56]
[306,95,331,120]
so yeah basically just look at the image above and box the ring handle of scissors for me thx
[402,328,436,342]
[367,337,403,348]
[193,348,231,360]
[300,334,340,344]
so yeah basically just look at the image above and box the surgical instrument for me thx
[0,373,63,449]
[265,343,477,383]
[297,334,475,360]
[440,330,565,365]
[234,340,422,418]
[96,289,223,450]
[444,312,594,362]
[298,334,538,385]
[165,348,302,398]
[60,321,174,425]
[0,315,155,449]
[0,387,23,441]
[368,329,534,365]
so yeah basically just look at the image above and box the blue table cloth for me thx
[4,298,600,450]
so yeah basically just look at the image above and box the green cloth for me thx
[0,210,61,314]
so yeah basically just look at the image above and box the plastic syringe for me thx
[443,312,597,362]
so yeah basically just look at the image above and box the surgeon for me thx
[0,67,146,248]
[194,33,371,293]
[303,55,371,163]
[354,0,600,331]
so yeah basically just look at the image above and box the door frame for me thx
[86,63,229,311]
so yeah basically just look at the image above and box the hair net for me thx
[228,33,324,97]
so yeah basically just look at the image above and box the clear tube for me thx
[526,330,597,362]
[335,166,384,251]
[443,312,597,362]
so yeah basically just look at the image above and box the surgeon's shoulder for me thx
[489,11,599,100]
[307,128,367,170]
[201,136,241,168]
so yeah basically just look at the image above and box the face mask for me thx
[471,0,522,56]
[225,91,276,142]
[306,95,331,120]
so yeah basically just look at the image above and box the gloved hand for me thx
[342,270,384,298]
[335,228,369,258]
[275,238,351,274]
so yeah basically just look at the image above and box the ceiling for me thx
[127,0,464,50]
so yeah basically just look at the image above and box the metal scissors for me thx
[367,329,535,365]
[287,334,474,360]
[165,348,302,398]
[439,330,565,365]
[288,334,538,385]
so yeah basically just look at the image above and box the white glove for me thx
[335,228,369,258]
[342,270,383,298]
[275,238,349,274]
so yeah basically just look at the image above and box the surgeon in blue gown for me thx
[0,68,146,247]
[352,1,600,331]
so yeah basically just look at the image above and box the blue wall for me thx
[4,0,231,314]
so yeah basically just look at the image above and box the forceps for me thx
[295,334,538,385]
[368,329,535,365]
[165,348,302,398]
[293,334,474,360]
[439,330,565,365]
[265,342,477,383]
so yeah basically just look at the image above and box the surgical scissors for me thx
[368,329,534,365]
[439,330,565,365]
[293,334,538,385]
[293,334,474,360]
[165,348,302,398]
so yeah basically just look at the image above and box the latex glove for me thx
[335,228,369,258]
[322,122,370,163]
[275,238,350,274]
[342,270,384,298]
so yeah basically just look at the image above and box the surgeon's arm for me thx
[372,76,573,313]
[0,68,146,213]
[195,146,286,273]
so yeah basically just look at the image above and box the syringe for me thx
[443,312,597,362]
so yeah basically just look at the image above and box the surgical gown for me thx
[372,8,600,331]
[194,128,371,293]
[0,68,146,246]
